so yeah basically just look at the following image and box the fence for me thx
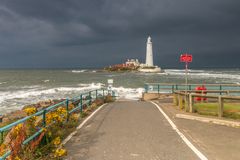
[0,88,114,160]
[144,83,240,95]
[173,90,240,118]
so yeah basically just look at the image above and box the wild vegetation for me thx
[0,95,114,160]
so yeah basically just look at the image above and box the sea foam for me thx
[0,83,143,114]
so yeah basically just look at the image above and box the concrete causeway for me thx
[64,101,201,160]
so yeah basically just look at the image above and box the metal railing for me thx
[144,83,240,95]
[0,88,114,160]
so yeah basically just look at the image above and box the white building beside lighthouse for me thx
[139,36,161,73]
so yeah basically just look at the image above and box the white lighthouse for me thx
[146,36,154,66]
[138,36,161,73]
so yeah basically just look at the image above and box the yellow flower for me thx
[54,148,67,157]
[53,137,61,146]
[57,107,67,115]
[14,124,23,135]
[24,107,37,115]
[42,128,47,132]
[71,113,79,121]
[0,144,7,156]
[48,131,52,137]
[14,156,21,160]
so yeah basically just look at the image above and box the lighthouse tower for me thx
[145,36,154,66]
[138,35,161,73]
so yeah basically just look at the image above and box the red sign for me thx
[180,54,192,63]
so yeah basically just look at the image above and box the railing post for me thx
[41,109,47,145]
[218,96,223,117]
[220,85,222,95]
[158,84,160,94]
[89,91,92,106]
[176,84,178,90]
[112,91,115,98]
[66,99,69,121]
[144,84,148,93]
[172,85,174,93]
[0,131,3,144]
[0,115,3,144]
[96,90,98,99]
[103,89,105,97]
[43,109,46,127]
[80,95,83,112]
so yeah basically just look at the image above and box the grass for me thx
[194,102,240,119]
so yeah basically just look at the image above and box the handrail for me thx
[0,88,114,159]
[144,83,240,94]
[145,83,240,86]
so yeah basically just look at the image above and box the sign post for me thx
[107,79,113,95]
[180,53,192,109]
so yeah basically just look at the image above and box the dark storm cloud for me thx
[0,0,240,68]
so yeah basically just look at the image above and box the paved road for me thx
[156,100,240,160]
[64,101,200,160]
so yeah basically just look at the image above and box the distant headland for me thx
[104,36,162,73]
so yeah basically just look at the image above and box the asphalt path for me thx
[64,101,202,160]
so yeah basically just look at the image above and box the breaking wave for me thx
[71,70,87,73]
[0,83,144,114]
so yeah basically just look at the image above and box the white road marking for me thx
[150,101,208,160]
[62,103,107,145]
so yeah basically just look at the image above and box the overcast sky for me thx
[0,0,240,69]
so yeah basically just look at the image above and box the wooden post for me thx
[201,90,204,103]
[184,94,189,112]
[189,93,193,113]
[218,96,223,117]
[177,94,180,109]
[179,95,183,109]
[173,93,178,106]
[226,91,230,95]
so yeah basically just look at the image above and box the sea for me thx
[0,69,240,114]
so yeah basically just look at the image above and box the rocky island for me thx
[104,36,162,73]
